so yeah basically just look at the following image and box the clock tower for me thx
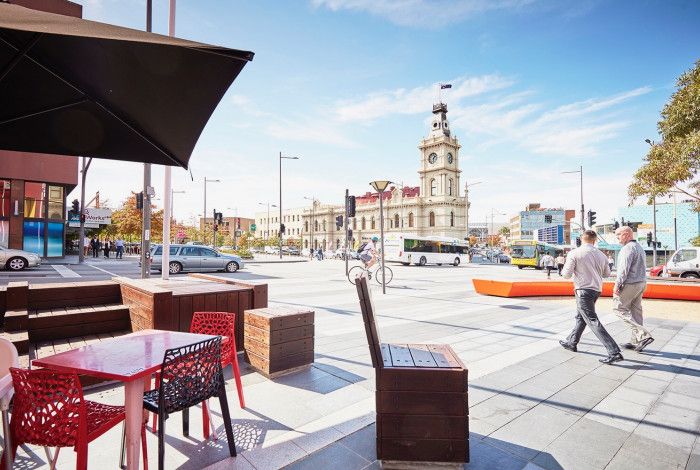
[418,102,461,199]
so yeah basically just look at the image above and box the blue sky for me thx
[76,0,700,226]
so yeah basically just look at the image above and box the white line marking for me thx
[51,264,81,278]
[87,264,119,277]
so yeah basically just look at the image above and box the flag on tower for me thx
[440,84,452,89]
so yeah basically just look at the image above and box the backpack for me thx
[358,242,367,253]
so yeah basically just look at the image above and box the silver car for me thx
[150,244,244,275]
[0,247,41,271]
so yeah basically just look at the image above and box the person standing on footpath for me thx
[540,252,555,278]
[559,230,623,364]
[115,237,125,259]
[613,226,654,352]
[91,236,100,258]
[103,238,111,258]
[556,252,566,276]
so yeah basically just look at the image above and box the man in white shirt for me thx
[540,253,555,278]
[560,230,623,364]
[556,253,566,276]
[360,236,379,268]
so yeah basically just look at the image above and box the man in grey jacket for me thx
[614,226,654,351]
[559,230,623,364]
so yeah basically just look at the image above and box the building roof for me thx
[355,186,420,205]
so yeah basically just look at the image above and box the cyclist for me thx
[360,236,379,269]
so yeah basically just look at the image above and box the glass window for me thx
[450,211,455,227]
[46,222,64,256]
[448,179,453,196]
[1,180,10,218]
[511,245,536,259]
[23,221,44,255]
[201,248,217,256]
[361,217,366,230]
[371,217,375,229]
[430,179,437,196]
[47,185,64,220]
[0,220,8,248]
[180,246,200,256]
[24,182,46,218]
[674,249,698,262]
[394,214,399,228]
[408,212,414,227]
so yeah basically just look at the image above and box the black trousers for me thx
[557,263,564,275]
[566,288,620,356]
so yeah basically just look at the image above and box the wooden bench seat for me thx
[356,274,469,464]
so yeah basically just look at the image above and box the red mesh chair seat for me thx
[1,368,147,470]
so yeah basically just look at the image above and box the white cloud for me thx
[265,118,360,148]
[311,0,535,27]
[334,75,514,122]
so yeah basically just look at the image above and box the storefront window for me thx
[48,185,64,219]
[46,222,64,257]
[1,180,10,218]
[0,220,8,249]
[24,182,46,218]
[23,221,44,255]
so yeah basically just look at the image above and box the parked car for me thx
[264,246,280,255]
[666,247,700,278]
[287,247,301,255]
[150,244,244,274]
[0,247,41,271]
[649,264,665,277]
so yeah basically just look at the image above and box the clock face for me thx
[447,153,454,164]
[428,153,437,164]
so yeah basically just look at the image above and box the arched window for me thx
[336,239,340,248]
[408,212,414,227]
[323,220,326,231]
[430,179,437,196]
[448,178,453,196]
[371,217,376,229]
[429,212,435,227]
[361,217,366,230]
[314,220,319,231]
[394,214,400,228]
[305,221,309,232]
[304,239,308,248]
[450,211,455,227]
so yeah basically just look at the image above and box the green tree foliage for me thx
[630,60,700,210]
[499,226,511,237]
[691,235,700,247]
[109,193,165,242]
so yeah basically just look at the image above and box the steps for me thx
[28,304,131,342]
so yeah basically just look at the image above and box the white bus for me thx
[383,234,469,266]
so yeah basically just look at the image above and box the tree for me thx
[109,193,165,242]
[499,226,511,237]
[629,60,700,210]
[691,235,700,247]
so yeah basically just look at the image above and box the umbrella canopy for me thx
[0,3,254,168]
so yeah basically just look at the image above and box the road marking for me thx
[51,264,81,278]
[87,263,119,277]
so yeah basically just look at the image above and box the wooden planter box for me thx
[243,306,314,377]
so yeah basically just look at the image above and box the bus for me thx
[509,240,561,269]
[384,234,470,266]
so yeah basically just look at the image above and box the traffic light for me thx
[280,223,286,234]
[613,220,620,230]
[576,237,581,247]
[71,199,79,214]
[587,210,597,227]
[336,215,343,229]
[656,241,662,248]
[646,232,652,247]
[135,191,144,210]
[348,229,353,240]
[347,196,356,217]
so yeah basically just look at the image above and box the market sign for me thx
[68,207,112,228]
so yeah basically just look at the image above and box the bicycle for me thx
[348,261,393,286]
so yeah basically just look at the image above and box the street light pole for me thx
[645,139,659,264]
[304,196,316,251]
[371,180,392,294]
[203,177,221,246]
[465,180,482,241]
[279,153,300,259]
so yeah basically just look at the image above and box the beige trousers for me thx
[613,281,652,344]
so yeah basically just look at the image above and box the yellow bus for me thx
[510,240,561,269]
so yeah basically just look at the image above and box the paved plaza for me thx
[9,260,700,469]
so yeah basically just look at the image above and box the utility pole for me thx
[140,0,153,279]
[78,156,92,264]
[345,189,349,276]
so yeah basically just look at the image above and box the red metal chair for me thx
[1,368,148,470]
[151,311,244,439]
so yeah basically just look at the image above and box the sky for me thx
[74,0,700,227]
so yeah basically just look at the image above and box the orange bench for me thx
[472,279,700,301]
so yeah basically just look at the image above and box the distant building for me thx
[510,203,575,244]
[199,216,255,237]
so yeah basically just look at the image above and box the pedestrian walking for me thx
[90,236,100,258]
[556,252,566,276]
[115,238,124,259]
[613,226,654,352]
[103,238,111,258]
[309,248,315,260]
[540,252,555,278]
[559,230,623,364]
[83,236,90,257]
[607,253,615,272]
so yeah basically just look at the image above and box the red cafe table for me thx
[33,329,216,470]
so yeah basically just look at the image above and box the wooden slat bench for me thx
[243,306,314,378]
[356,274,469,464]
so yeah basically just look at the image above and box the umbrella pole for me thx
[140,0,154,279]
[161,0,176,281]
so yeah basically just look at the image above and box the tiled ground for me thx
[7,262,700,469]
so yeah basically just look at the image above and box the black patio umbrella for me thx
[0,3,254,168]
